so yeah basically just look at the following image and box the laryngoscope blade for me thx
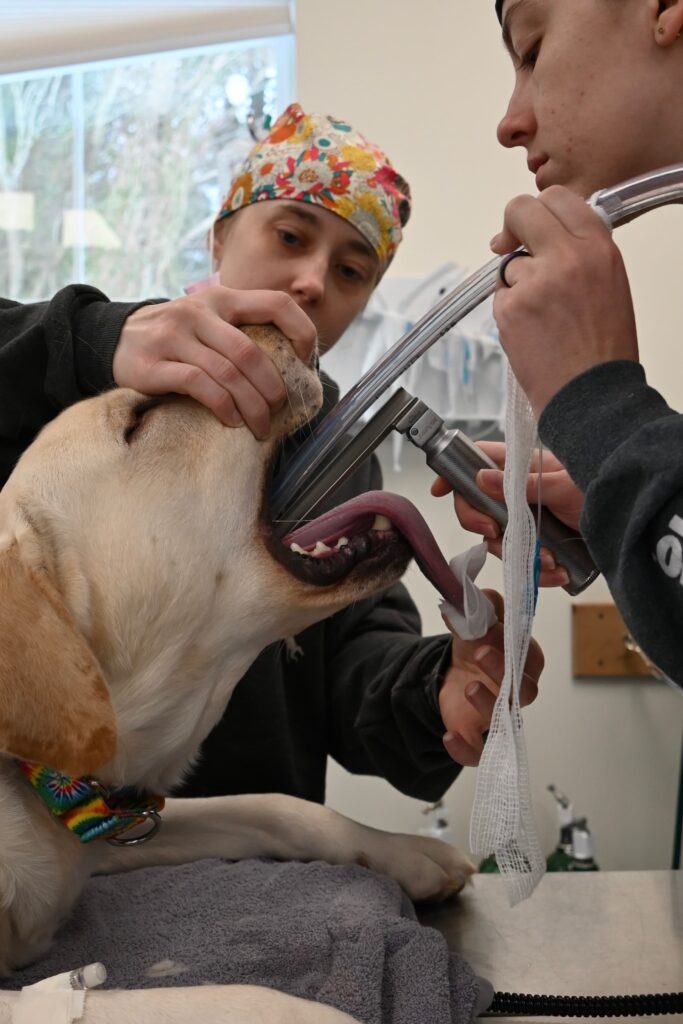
[274,389,420,530]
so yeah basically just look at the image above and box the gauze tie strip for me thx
[469,367,545,903]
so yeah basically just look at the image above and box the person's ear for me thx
[211,219,227,269]
[652,0,683,45]
[211,234,222,270]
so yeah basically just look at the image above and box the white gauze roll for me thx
[469,364,545,904]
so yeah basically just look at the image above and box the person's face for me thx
[497,0,683,197]
[213,200,380,353]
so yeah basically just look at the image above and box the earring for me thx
[658,25,666,34]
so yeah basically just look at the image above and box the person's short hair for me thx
[215,103,411,272]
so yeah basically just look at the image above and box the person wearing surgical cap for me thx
[0,101,544,806]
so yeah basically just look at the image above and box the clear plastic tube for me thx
[272,163,683,519]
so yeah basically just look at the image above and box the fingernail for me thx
[443,731,454,744]
[490,233,501,249]
[477,523,498,539]
[230,412,244,427]
[465,681,481,699]
[541,552,556,571]
[474,646,492,663]
[557,569,570,586]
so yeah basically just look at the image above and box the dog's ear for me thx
[0,539,116,776]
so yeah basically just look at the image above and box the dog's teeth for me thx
[291,537,348,557]
[372,515,392,532]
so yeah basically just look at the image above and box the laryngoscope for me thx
[271,164,683,596]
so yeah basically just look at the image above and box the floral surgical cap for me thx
[215,103,411,271]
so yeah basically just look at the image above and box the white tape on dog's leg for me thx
[12,990,85,1024]
[13,964,106,1024]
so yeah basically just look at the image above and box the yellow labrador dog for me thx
[0,327,472,1024]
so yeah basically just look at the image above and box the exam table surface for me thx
[420,870,683,1024]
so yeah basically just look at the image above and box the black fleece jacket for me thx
[540,360,683,690]
[0,285,461,801]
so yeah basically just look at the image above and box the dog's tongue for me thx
[283,491,464,609]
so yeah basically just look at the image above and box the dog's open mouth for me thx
[267,491,465,607]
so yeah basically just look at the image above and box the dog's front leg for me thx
[94,794,474,902]
[0,984,361,1023]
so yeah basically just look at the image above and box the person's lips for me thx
[528,155,549,188]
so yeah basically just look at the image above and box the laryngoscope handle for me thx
[422,430,598,596]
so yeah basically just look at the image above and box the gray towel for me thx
[3,857,484,1024]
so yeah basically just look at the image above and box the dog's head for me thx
[0,326,416,780]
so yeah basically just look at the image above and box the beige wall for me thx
[296,0,682,869]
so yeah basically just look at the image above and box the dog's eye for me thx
[124,397,165,444]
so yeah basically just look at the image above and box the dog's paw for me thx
[356,828,475,903]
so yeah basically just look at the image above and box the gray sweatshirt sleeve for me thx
[539,359,683,689]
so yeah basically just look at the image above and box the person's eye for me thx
[277,228,302,247]
[518,39,540,70]
[339,265,361,281]
[337,263,368,284]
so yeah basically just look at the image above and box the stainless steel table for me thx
[420,870,683,1023]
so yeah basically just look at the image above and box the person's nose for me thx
[289,254,327,308]
[497,80,536,150]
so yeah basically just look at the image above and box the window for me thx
[0,8,294,301]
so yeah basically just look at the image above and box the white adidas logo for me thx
[655,514,683,582]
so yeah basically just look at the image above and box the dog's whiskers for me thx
[295,378,316,441]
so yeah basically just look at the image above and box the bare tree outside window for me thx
[0,39,290,302]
